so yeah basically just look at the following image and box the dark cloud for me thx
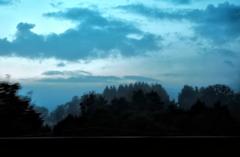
[40,75,122,83]
[170,0,191,4]
[118,2,240,43]
[50,1,63,8]
[42,70,92,77]
[200,48,238,58]
[212,49,238,58]
[160,72,183,77]
[0,0,15,5]
[44,7,108,25]
[56,62,66,67]
[158,0,191,5]
[191,2,240,43]
[0,8,161,60]
[224,60,235,67]
[40,70,160,84]
[16,23,35,31]
[40,75,159,84]
[117,4,184,20]
[42,71,65,76]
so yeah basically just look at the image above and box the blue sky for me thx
[0,0,240,110]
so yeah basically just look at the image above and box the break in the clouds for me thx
[118,2,240,43]
[0,7,161,60]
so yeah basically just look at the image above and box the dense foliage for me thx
[0,82,50,136]
[1,81,240,136]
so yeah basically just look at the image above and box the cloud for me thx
[50,1,63,8]
[200,48,238,58]
[213,49,238,58]
[118,2,240,43]
[0,0,15,5]
[42,70,92,77]
[43,7,108,24]
[0,7,161,60]
[42,71,65,76]
[41,69,160,83]
[16,23,35,31]
[38,73,160,84]
[190,2,240,43]
[123,75,159,82]
[40,75,121,83]
[169,0,191,4]
[117,4,184,20]
[224,60,235,67]
[156,0,192,5]
[56,62,66,67]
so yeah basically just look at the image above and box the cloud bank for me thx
[118,2,240,43]
[0,7,161,60]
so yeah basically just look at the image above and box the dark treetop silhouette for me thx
[0,82,50,137]
[1,81,240,137]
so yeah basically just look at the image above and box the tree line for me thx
[1,81,240,136]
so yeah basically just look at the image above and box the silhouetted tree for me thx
[178,85,198,110]
[103,86,117,102]
[199,84,234,107]
[190,99,208,114]
[110,97,129,114]
[34,106,49,121]
[0,82,44,136]
[131,90,146,110]
[229,92,240,120]
[52,83,240,136]
[103,82,170,104]
[145,91,164,111]
[45,96,81,126]
[80,92,107,118]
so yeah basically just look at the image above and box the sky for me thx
[0,0,240,110]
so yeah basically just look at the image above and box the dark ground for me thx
[0,136,239,154]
